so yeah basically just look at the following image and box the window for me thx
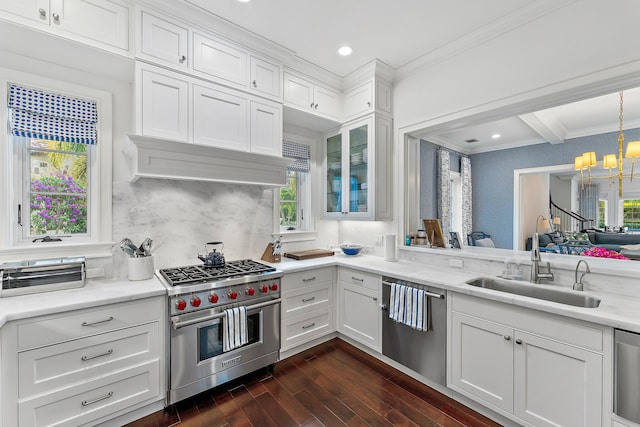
[278,139,311,234]
[1,71,112,255]
[622,199,640,231]
[598,199,607,228]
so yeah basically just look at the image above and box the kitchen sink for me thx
[465,277,601,308]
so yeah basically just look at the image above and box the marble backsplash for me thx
[112,179,276,278]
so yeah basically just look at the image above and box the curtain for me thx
[8,84,98,145]
[460,156,473,242]
[282,140,310,172]
[579,183,599,227]
[436,148,451,237]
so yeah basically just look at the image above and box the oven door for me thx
[169,299,280,403]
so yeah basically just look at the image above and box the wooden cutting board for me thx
[284,249,335,260]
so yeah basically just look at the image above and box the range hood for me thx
[126,135,292,187]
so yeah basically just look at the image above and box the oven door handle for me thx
[171,298,281,330]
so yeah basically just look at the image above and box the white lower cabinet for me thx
[336,268,381,351]
[449,293,609,427]
[281,267,335,352]
[1,296,165,427]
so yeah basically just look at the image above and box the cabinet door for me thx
[449,312,514,413]
[283,73,314,111]
[337,281,380,350]
[193,84,248,151]
[140,67,189,142]
[325,129,343,216]
[52,0,129,51]
[343,81,372,120]
[0,0,49,24]
[250,56,281,98]
[345,119,370,216]
[313,84,341,119]
[193,32,246,86]
[513,331,603,427]
[140,11,188,68]
[250,100,282,156]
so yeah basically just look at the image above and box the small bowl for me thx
[329,162,341,170]
[340,243,364,256]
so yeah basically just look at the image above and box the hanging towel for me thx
[389,283,428,331]
[223,306,248,352]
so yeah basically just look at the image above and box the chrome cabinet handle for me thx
[179,55,186,63]
[367,101,371,107]
[302,297,315,303]
[52,13,60,23]
[302,322,315,330]
[515,339,523,345]
[302,277,316,282]
[314,103,319,110]
[380,304,388,311]
[82,391,113,407]
[81,349,113,361]
[39,8,46,19]
[252,80,257,88]
[351,276,364,282]
[81,316,114,327]
[310,102,315,108]
[503,335,511,341]
[372,297,378,301]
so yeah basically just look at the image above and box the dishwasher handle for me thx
[381,280,445,299]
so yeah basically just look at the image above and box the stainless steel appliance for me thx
[0,257,85,297]
[157,259,282,404]
[614,329,640,424]
[381,277,447,386]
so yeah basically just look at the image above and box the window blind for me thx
[8,84,98,145]
[282,140,310,172]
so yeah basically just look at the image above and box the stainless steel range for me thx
[157,259,282,404]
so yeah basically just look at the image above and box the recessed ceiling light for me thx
[237,0,251,3]
[492,134,501,139]
[338,46,353,56]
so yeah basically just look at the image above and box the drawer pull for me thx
[504,335,511,341]
[351,276,364,282]
[302,322,316,330]
[81,391,113,407]
[81,316,114,327]
[302,276,316,282]
[515,339,523,345]
[38,8,47,18]
[81,349,113,361]
[302,297,316,303]
[179,55,186,63]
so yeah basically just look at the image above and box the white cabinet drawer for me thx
[18,323,159,398]
[18,298,162,351]
[18,360,160,427]
[338,267,379,291]
[283,267,334,292]
[281,307,334,351]
[282,283,332,318]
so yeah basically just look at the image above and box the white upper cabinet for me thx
[250,56,281,98]
[250,100,282,156]
[192,84,248,151]
[1,0,130,53]
[284,72,341,120]
[343,81,373,121]
[140,10,189,68]
[193,32,247,86]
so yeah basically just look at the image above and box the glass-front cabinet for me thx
[323,114,392,220]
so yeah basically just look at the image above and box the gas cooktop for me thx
[159,259,277,287]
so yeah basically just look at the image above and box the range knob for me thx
[191,296,201,307]
[261,285,269,293]
[270,283,279,291]
[209,293,219,303]
[229,290,238,300]
[175,299,187,311]
[246,287,255,296]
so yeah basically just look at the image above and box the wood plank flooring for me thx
[126,339,501,427]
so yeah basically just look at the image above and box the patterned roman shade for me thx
[282,140,310,172]
[8,84,98,145]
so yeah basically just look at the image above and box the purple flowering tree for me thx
[30,173,87,234]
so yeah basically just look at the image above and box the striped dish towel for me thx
[223,306,248,352]
[389,283,428,331]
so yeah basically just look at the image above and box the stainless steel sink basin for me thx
[465,277,601,308]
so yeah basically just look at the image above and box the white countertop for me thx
[1,254,639,334]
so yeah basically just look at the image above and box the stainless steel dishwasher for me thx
[615,329,640,424]
[381,277,446,386]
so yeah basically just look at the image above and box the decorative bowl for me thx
[329,161,341,170]
[340,243,364,256]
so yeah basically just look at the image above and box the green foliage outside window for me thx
[280,172,297,227]
[598,200,606,228]
[623,199,640,230]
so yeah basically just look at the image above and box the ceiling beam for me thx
[518,112,566,145]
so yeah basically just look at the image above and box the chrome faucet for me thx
[573,259,591,291]
[530,232,554,284]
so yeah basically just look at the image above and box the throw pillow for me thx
[620,244,640,250]
[475,238,495,248]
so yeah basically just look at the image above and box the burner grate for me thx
[160,259,276,286]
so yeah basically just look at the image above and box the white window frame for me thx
[273,134,316,242]
[0,68,113,261]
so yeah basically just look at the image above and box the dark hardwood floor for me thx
[126,339,501,427]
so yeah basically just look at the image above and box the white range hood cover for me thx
[126,135,292,187]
